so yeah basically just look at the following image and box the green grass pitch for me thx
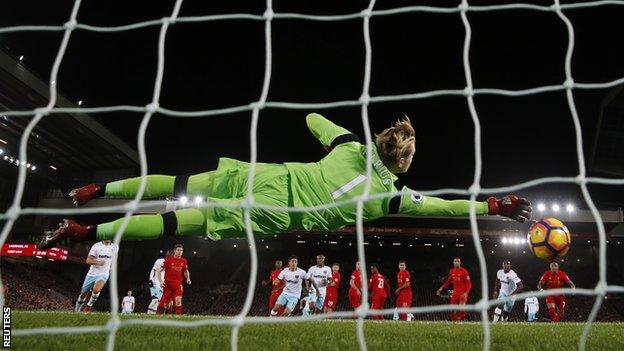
[10,311,624,351]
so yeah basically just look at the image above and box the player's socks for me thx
[458,311,466,321]
[95,209,206,241]
[96,214,166,241]
[104,172,217,199]
[547,306,559,322]
[104,173,213,201]
[42,209,204,248]
[105,175,175,198]
[175,305,183,315]
[147,299,159,314]
[302,306,310,317]
[156,305,165,314]
[557,302,565,321]
[75,297,86,312]
[493,307,502,322]
[87,292,100,307]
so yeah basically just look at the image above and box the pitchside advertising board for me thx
[0,244,68,261]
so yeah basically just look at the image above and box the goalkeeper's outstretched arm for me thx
[305,113,354,150]
[396,187,532,222]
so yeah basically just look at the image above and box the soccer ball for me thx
[527,217,571,260]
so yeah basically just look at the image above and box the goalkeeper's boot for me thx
[83,305,93,314]
[38,219,94,250]
[69,183,104,207]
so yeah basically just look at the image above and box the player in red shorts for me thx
[348,261,362,310]
[369,264,389,320]
[324,262,341,313]
[156,244,191,314]
[537,262,576,322]
[263,259,285,316]
[395,260,413,321]
[436,257,472,321]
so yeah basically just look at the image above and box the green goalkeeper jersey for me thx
[285,113,489,232]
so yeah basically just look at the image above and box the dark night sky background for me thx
[2,0,623,208]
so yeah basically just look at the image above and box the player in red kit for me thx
[395,260,412,321]
[263,259,285,315]
[324,262,341,313]
[156,244,191,314]
[436,257,472,321]
[537,262,576,322]
[369,264,389,320]
[348,261,362,310]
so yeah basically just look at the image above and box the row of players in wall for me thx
[264,254,575,322]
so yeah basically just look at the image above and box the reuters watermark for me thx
[3,307,10,348]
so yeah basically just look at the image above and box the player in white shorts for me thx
[492,259,524,322]
[270,255,320,317]
[121,290,135,314]
[304,253,332,316]
[524,296,539,322]
[75,240,118,313]
[147,251,169,314]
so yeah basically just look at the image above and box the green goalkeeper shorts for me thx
[180,158,293,240]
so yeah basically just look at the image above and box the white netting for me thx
[1,1,624,351]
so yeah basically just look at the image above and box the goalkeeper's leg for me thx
[39,193,290,248]
[69,171,216,206]
[39,208,207,249]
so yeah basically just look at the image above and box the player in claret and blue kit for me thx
[270,255,319,317]
[492,259,523,322]
[75,240,118,313]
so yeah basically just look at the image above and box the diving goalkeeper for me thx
[39,113,532,249]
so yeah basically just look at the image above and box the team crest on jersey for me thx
[410,192,423,204]
[295,275,299,279]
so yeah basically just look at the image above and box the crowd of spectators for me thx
[2,261,75,311]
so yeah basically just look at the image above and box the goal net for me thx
[1,1,624,350]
